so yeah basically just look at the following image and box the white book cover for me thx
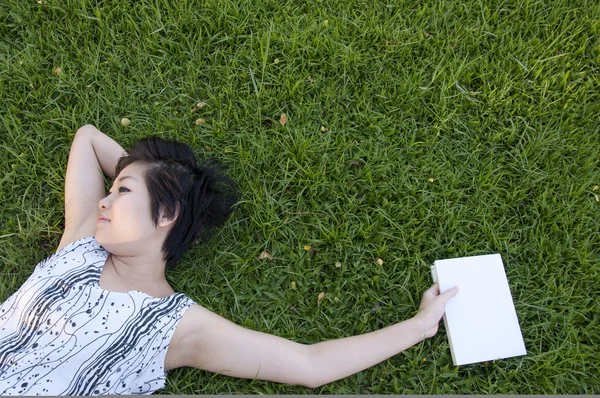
[431,254,527,366]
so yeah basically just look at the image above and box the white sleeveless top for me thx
[0,236,195,395]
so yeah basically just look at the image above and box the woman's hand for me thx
[414,283,459,339]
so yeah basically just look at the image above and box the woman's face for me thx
[96,162,163,253]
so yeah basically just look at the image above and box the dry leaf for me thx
[593,185,599,192]
[317,291,325,306]
[335,261,342,268]
[120,118,130,127]
[291,281,296,289]
[323,19,329,25]
[257,251,273,260]
[371,302,381,314]
[204,145,212,152]
[224,148,233,153]
[53,67,61,76]
[279,113,288,125]
[595,193,600,203]
[274,58,280,64]
[320,126,328,132]
[196,101,207,108]
[376,257,384,266]
[195,118,206,125]
[86,83,93,88]
[303,245,312,251]
[428,178,434,183]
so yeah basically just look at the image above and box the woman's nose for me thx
[98,194,111,210]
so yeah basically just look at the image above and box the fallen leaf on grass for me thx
[303,245,312,251]
[53,67,60,75]
[291,281,296,289]
[428,178,435,183]
[120,118,130,127]
[376,258,384,265]
[593,185,599,192]
[279,113,288,125]
[204,145,212,151]
[320,126,328,132]
[317,292,325,306]
[257,251,273,260]
[195,118,206,125]
[371,302,382,314]
[335,261,342,268]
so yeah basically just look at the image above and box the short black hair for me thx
[114,136,240,270]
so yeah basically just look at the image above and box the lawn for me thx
[1,0,599,394]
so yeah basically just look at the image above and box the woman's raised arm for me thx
[57,125,127,252]
[85,124,128,179]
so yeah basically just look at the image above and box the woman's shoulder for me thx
[51,235,105,260]
[34,235,105,274]
[56,230,99,253]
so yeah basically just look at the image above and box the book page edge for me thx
[431,264,457,366]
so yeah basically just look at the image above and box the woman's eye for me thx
[119,187,129,193]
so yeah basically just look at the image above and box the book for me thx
[431,254,527,366]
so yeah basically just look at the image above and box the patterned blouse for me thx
[0,236,195,395]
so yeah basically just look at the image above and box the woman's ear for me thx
[158,203,180,228]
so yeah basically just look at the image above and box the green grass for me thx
[1,0,599,394]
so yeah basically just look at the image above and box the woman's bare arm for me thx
[307,316,425,387]
[84,124,128,179]
[176,284,458,389]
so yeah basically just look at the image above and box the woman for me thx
[0,124,458,395]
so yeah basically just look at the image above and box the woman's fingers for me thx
[425,283,440,296]
[441,285,459,299]
[424,284,459,302]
